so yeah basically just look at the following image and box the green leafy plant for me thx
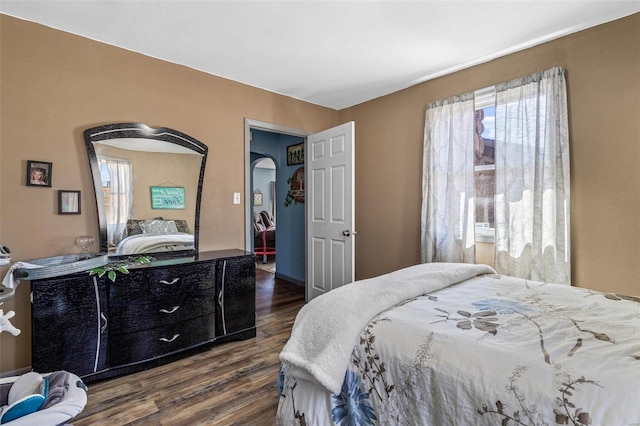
[89,255,154,282]
[284,176,306,207]
[283,177,296,207]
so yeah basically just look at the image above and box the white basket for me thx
[14,254,108,281]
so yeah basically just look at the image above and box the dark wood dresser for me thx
[30,250,255,382]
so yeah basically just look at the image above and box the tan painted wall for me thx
[1,13,638,374]
[0,15,338,374]
[341,13,640,297]
[96,145,201,233]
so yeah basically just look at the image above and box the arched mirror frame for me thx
[84,122,208,257]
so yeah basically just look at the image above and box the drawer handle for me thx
[160,306,180,314]
[100,312,108,333]
[159,334,180,343]
[159,278,180,285]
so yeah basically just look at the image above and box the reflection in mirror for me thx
[84,123,207,257]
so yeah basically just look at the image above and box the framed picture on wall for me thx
[58,190,81,214]
[253,190,263,206]
[26,160,52,187]
[286,143,304,166]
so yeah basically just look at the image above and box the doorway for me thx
[245,119,356,297]
[245,119,309,285]
[252,157,276,273]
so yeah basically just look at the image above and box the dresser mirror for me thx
[84,123,208,257]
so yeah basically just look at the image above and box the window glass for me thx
[474,89,496,242]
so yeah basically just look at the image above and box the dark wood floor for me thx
[74,269,305,426]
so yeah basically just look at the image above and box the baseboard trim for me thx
[274,272,304,286]
[0,366,31,379]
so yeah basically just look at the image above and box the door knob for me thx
[342,230,357,237]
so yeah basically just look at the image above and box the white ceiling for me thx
[2,1,639,110]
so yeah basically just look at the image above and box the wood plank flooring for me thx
[73,268,305,426]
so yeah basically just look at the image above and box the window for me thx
[99,161,112,217]
[474,87,496,242]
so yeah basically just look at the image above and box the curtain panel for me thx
[494,66,571,284]
[421,66,570,285]
[421,92,476,264]
[101,158,133,247]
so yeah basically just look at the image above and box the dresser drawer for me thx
[109,314,216,365]
[109,262,215,301]
[109,285,216,334]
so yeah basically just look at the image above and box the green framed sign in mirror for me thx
[150,186,186,209]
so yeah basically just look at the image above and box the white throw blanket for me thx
[114,233,194,255]
[279,262,496,395]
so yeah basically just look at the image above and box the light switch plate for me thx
[233,192,241,204]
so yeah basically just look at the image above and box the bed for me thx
[113,218,194,255]
[277,263,640,425]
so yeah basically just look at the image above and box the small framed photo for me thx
[58,190,81,215]
[26,160,52,187]
[286,143,305,166]
[253,191,263,206]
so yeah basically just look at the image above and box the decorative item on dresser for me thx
[31,249,255,383]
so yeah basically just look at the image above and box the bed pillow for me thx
[126,217,163,236]
[165,219,190,234]
[139,219,179,235]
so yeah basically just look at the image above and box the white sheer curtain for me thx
[494,66,570,284]
[421,92,476,263]
[100,158,133,247]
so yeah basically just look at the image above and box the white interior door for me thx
[306,122,355,301]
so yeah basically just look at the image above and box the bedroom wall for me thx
[0,15,338,374]
[253,167,275,220]
[340,13,640,297]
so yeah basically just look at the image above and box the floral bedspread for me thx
[277,274,640,425]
